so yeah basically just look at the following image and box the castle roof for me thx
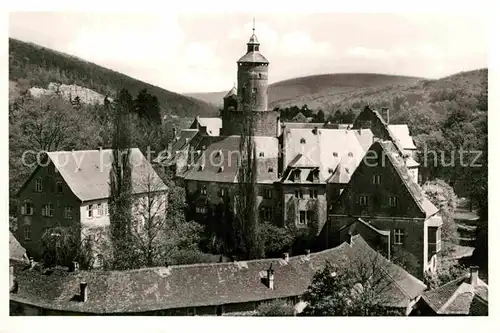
[387,125,417,150]
[237,51,269,64]
[10,235,426,314]
[18,149,168,202]
[183,136,279,184]
[421,273,488,315]
[224,86,237,99]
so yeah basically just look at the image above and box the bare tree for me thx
[302,240,406,316]
[131,171,169,267]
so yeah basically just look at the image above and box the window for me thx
[299,210,313,225]
[24,226,31,241]
[300,138,306,144]
[348,152,353,157]
[259,152,265,157]
[97,203,104,217]
[333,152,338,157]
[263,189,272,199]
[389,196,398,207]
[359,196,368,206]
[394,229,404,245]
[268,167,273,173]
[87,205,94,218]
[295,190,304,199]
[56,181,63,194]
[187,308,196,316]
[436,228,442,252]
[309,189,318,199]
[201,185,207,195]
[105,203,109,216]
[299,211,307,225]
[64,206,73,219]
[262,207,273,221]
[196,206,207,214]
[42,203,54,217]
[219,188,226,197]
[372,174,381,185]
[21,201,34,215]
[35,178,43,192]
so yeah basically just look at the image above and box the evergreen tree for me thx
[109,88,135,269]
[234,92,263,259]
[316,109,325,123]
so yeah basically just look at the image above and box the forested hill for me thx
[8,38,218,118]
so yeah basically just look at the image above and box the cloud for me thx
[280,31,332,57]
[346,46,390,59]
[228,21,279,45]
[184,42,222,70]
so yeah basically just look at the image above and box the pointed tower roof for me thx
[237,19,269,64]
[224,84,237,99]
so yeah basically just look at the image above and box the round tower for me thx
[237,23,269,111]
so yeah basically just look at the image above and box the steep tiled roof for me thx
[46,149,168,202]
[224,86,237,99]
[387,125,417,150]
[10,236,425,314]
[378,141,438,218]
[237,51,269,63]
[9,232,27,262]
[183,136,280,184]
[283,128,367,184]
[154,129,200,165]
[421,274,488,315]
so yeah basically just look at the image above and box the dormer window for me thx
[333,152,338,157]
[259,152,265,157]
[300,138,306,144]
[201,185,207,195]
[328,168,334,174]
[268,167,273,173]
[348,152,353,157]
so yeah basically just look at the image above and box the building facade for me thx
[16,149,168,263]
[162,27,441,278]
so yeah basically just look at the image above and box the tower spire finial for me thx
[252,17,255,33]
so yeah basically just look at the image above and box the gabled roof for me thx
[10,232,27,262]
[288,154,318,168]
[378,141,438,218]
[283,128,367,185]
[45,149,168,202]
[191,117,222,136]
[421,274,488,315]
[154,129,200,165]
[224,86,237,99]
[387,125,417,150]
[10,235,425,314]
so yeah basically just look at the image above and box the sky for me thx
[9,12,488,93]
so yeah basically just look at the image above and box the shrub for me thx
[256,299,295,316]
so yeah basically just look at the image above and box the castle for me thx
[162,27,443,279]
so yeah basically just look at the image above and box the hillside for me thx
[8,38,218,118]
[185,73,424,109]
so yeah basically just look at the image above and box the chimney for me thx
[283,252,289,263]
[470,266,479,287]
[80,282,88,302]
[72,261,80,272]
[313,126,318,135]
[29,257,35,270]
[267,264,274,290]
[382,108,390,124]
[348,233,354,246]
